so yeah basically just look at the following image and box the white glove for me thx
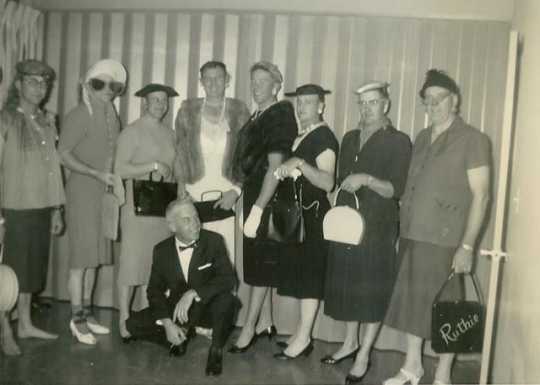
[243,205,263,238]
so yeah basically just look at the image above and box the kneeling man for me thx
[126,198,237,376]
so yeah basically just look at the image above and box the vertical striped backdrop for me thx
[43,10,510,248]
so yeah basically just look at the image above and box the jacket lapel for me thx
[187,237,207,285]
[168,238,187,285]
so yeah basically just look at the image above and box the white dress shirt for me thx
[175,238,196,282]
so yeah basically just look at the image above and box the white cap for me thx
[355,81,389,95]
[85,59,127,85]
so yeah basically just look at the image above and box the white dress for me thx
[185,111,236,266]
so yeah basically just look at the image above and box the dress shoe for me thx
[121,336,136,344]
[433,379,452,385]
[228,333,258,354]
[69,319,96,345]
[205,346,223,376]
[276,341,288,349]
[169,340,187,357]
[344,361,370,384]
[256,325,277,340]
[86,318,110,335]
[320,348,359,365]
[273,342,313,360]
[383,367,424,385]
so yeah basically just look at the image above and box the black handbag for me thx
[193,190,235,223]
[132,174,178,217]
[431,272,484,353]
[264,178,305,244]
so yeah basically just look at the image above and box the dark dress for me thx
[278,125,339,299]
[324,125,411,322]
[233,100,297,287]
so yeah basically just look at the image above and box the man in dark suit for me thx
[125,198,237,376]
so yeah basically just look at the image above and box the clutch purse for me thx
[323,187,365,245]
[102,186,120,240]
[133,174,178,217]
[264,178,305,244]
[193,190,235,223]
[431,272,484,353]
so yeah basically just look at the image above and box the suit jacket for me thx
[173,97,251,185]
[146,229,236,321]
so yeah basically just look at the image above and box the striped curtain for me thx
[0,1,43,106]
[42,9,510,348]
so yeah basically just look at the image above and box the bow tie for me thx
[178,242,198,252]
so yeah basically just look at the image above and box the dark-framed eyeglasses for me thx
[358,99,384,107]
[23,76,49,89]
[88,78,124,94]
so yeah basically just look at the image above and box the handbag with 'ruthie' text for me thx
[431,272,485,353]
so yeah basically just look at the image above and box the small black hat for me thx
[419,69,460,98]
[16,59,55,81]
[284,84,331,97]
[134,83,179,97]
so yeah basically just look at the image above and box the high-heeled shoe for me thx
[227,333,259,354]
[69,319,96,345]
[86,318,110,335]
[433,379,452,385]
[276,341,288,349]
[320,348,359,365]
[256,325,277,340]
[383,367,424,385]
[273,342,314,360]
[344,361,370,384]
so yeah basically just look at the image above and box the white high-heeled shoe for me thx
[433,379,452,385]
[86,318,110,335]
[69,320,96,345]
[384,367,424,385]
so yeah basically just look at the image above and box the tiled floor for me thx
[0,302,479,385]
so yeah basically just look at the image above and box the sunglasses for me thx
[88,78,124,94]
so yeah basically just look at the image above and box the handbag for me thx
[265,178,305,244]
[323,187,365,245]
[102,186,120,240]
[132,174,178,217]
[431,272,485,353]
[194,190,235,223]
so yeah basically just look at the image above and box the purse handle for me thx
[333,186,360,209]
[433,272,484,305]
[200,190,224,202]
[148,172,165,183]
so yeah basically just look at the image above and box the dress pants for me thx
[126,292,237,348]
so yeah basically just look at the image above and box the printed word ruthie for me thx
[439,313,480,344]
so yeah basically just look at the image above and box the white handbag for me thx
[323,187,365,245]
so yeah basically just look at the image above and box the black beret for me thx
[135,83,179,97]
[284,83,331,97]
[16,59,55,81]
[419,69,460,98]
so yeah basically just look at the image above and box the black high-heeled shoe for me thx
[320,348,359,365]
[256,325,277,340]
[273,342,314,360]
[227,333,259,354]
[121,335,137,344]
[344,362,371,385]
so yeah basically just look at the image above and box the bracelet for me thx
[461,243,473,251]
[367,175,373,187]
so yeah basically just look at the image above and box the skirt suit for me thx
[324,125,411,322]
